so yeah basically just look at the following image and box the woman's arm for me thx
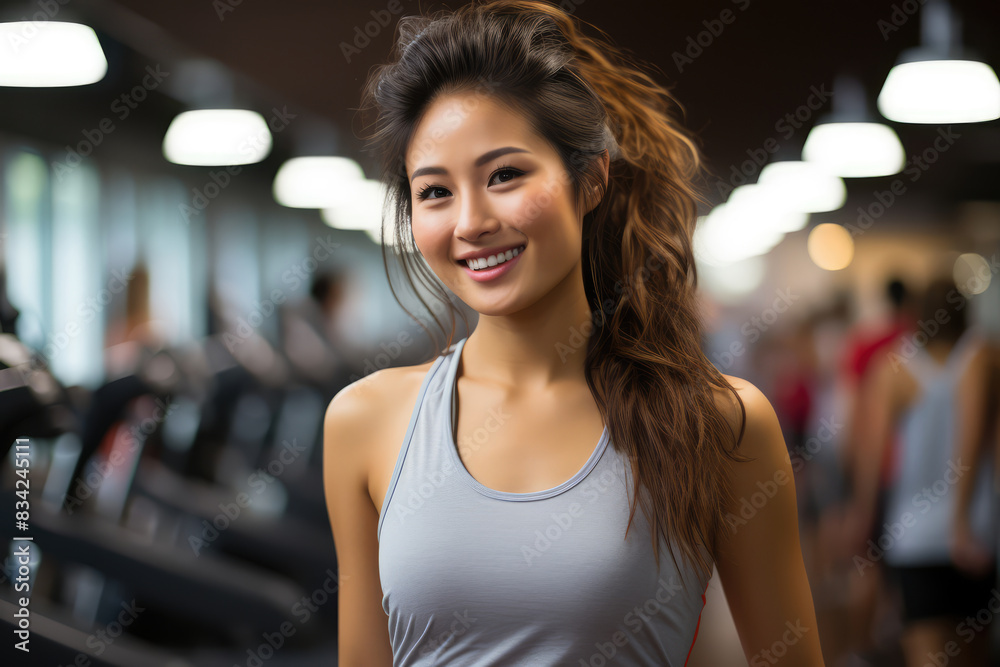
[714,378,826,666]
[949,341,995,576]
[324,381,395,667]
[842,354,899,557]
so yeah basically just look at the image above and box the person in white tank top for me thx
[844,276,998,667]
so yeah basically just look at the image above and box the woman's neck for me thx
[461,263,594,393]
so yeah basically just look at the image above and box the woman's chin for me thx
[455,293,528,318]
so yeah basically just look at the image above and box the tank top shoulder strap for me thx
[898,339,935,388]
[946,326,982,379]
[903,326,982,389]
[376,339,464,541]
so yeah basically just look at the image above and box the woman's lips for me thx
[460,245,524,282]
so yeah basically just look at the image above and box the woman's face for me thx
[405,90,592,316]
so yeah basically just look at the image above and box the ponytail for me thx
[549,4,750,580]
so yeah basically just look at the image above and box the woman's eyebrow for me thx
[409,146,530,183]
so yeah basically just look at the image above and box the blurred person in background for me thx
[950,327,1000,584]
[786,298,858,665]
[280,268,355,399]
[845,276,997,667]
[103,263,168,380]
[842,278,916,492]
[324,1,825,665]
[835,277,916,665]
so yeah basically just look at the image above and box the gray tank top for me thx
[378,337,712,666]
[882,328,998,566]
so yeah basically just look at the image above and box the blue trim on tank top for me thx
[443,336,611,502]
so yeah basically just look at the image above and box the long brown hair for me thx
[359,0,748,581]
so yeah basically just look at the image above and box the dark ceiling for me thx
[2,0,999,224]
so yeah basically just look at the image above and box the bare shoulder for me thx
[710,374,783,461]
[325,360,436,423]
[323,359,438,495]
[324,359,437,449]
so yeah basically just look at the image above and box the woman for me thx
[324,1,824,664]
[844,277,997,666]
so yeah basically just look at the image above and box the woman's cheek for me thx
[410,219,443,265]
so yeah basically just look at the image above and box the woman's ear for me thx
[584,149,611,214]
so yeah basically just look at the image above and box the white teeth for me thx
[466,245,524,270]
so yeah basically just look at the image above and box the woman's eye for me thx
[416,168,523,200]
[489,167,522,186]
[417,186,451,201]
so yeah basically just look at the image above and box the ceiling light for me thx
[693,204,785,266]
[163,109,272,166]
[757,161,846,213]
[727,183,810,233]
[877,1,1000,123]
[322,179,388,231]
[803,122,905,178]
[273,157,365,208]
[0,22,107,87]
[802,75,905,178]
[696,255,766,303]
[880,60,1000,123]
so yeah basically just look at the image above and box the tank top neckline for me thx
[441,336,610,502]
[908,326,979,381]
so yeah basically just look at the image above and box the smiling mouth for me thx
[461,244,526,271]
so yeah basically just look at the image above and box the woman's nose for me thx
[454,191,500,241]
